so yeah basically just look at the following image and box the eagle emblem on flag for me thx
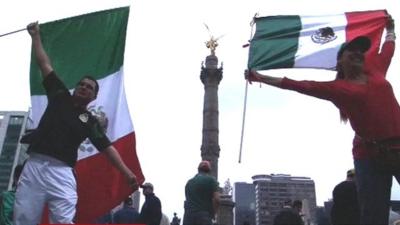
[311,27,337,44]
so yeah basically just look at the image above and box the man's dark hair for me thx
[292,200,302,208]
[78,75,99,96]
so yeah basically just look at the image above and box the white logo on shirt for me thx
[78,113,89,123]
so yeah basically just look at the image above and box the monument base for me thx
[216,194,235,225]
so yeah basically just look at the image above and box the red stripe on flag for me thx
[345,10,387,63]
[74,132,145,223]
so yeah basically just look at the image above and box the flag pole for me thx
[0,28,26,38]
[238,13,257,163]
[238,80,249,163]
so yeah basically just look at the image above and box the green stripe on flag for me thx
[248,15,301,70]
[30,7,129,95]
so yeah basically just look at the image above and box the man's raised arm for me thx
[27,22,53,78]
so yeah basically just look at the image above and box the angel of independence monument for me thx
[200,37,234,225]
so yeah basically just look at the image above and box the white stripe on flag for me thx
[90,67,134,141]
[294,14,347,69]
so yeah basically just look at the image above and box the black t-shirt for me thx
[330,180,360,225]
[28,71,111,167]
[140,194,162,225]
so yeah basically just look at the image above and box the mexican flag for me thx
[28,7,144,223]
[248,10,387,71]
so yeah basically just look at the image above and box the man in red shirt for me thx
[248,15,396,224]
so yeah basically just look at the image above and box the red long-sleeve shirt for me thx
[280,41,396,159]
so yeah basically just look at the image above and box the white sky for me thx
[0,0,399,220]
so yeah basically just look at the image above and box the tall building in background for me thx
[252,174,317,225]
[0,111,29,192]
[234,182,256,225]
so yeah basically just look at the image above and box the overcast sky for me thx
[0,0,399,220]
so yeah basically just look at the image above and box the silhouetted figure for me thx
[273,199,303,225]
[171,212,181,225]
[331,169,360,225]
[114,197,140,224]
[292,200,304,223]
[139,182,162,225]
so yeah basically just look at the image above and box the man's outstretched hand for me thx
[27,22,39,36]
[127,173,139,190]
[244,69,262,84]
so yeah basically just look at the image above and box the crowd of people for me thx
[95,160,220,225]
[94,183,162,224]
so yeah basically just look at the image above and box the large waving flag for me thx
[28,7,144,223]
[248,10,387,70]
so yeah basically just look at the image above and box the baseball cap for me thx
[337,36,371,59]
[347,169,355,177]
[140,182,154,189]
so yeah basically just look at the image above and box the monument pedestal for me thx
[217,194,235,225]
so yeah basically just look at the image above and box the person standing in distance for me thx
[13,22,138,225]
[183,161,220,225]
[139,182,162,225]
[330,169,359,225]
[113,196,141,224]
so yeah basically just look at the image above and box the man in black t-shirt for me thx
[13,22,138,225]
[330,169,360,225]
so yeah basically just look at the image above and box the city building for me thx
[315,206,330,225]
[0,111,29,192]
[252,174,317,225]
[233,182,256,225]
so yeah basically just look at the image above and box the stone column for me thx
[199,52,234,225]
[200,54,222,179]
